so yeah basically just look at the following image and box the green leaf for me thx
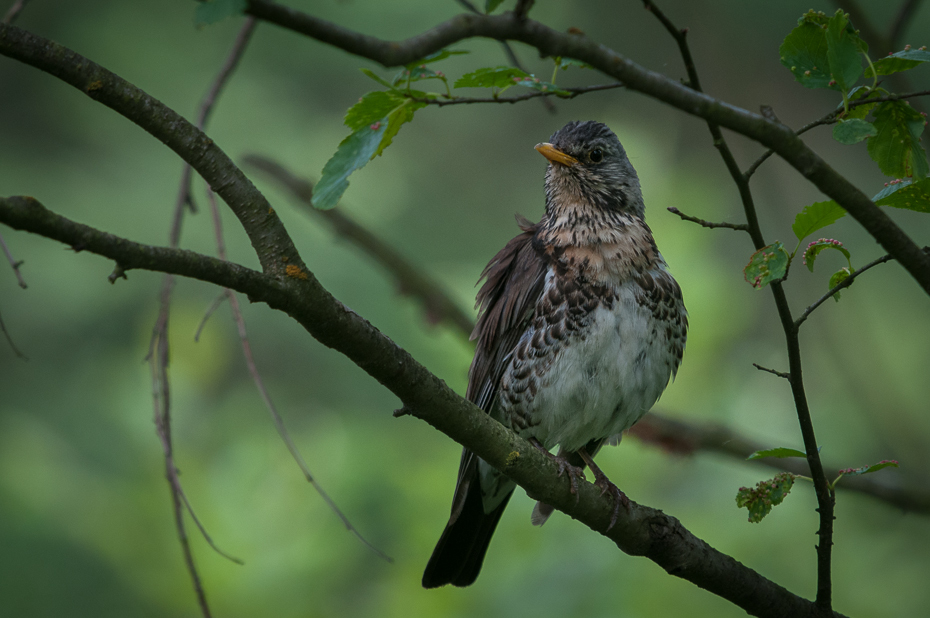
[867,100,930,178]
[376,99,425,157]
[404,49,469,70]
[359,69,394,89]
[828,266,852,301]
[557,58,594,71]
[874,178,930,213]
[744,241,791,289]
[865,49,930,78]
[841,85,887,120]
[485,0,505,13]
[736,473,796,523]
[513,76,571,96]
[312,123,387,210]
[344,91,420,132]
[194,0,246,26]
[454,66,529,90]
[779,19,833,89]
[792,200,847,241]
[839,460,899,477]
[802,238,851,272]
[833,118,876,144]
[824,10,863,91]
[747,448,807,460]
[392,65,445,87]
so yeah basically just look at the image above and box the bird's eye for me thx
[589,148,603,163]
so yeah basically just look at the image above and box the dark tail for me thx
[422,462,513,588]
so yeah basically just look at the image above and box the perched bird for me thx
[422,121,687,589]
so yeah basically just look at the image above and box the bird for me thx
[421,120,687,589]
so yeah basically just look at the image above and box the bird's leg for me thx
[529,439,586,501]
[576,447,629,531]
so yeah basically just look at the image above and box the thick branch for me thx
[242,0,930,296]
[0,23,301,276]
[0,195,845,618]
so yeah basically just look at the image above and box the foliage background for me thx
[1,1,929,616]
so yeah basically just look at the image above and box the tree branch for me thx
[239,0,930,296]
[405,82,624,106]
[0,194,847,618]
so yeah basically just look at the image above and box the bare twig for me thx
[204,188,392,562]
[194,291,227,342]
[0,306,27,359]
[0,230,26,287]
[2,0,28,24]
[753,363,790,380]
[643,2,835,611]
[243,155,475,336]
[667,206,748,231]
[407,82,624,106]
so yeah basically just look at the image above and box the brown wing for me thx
[467,215,547,414]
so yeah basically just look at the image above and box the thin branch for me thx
[237,1,930,295]
[0,195,849,618]
[2,0,28,24]
[632,413,930,514]
[243,155,475,336]
[204,188,392,562]
[0,305,27,359]
[454,0,555,113]
[406,82,624,106]
[642,3,835,612]
[753,363,790,380]
[794,252,899,328]
[0,229,27,287]
[667,206,748,231]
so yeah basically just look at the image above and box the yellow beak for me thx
[535,142,578,167]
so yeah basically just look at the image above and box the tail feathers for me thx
[422,480,512,588]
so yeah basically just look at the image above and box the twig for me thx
[667,206,748,231]
[0,230,27,287]
[0,306,27,359]
[243,155,475,336]
[632,413,930,514]
[204,188,392,562]
[2,0,28,24]
[455,0,555,114]
[794,252,898,328]
[753,363,790,380]
[407,82,624,106]
[643,3,835,612]
[194,291,227,342]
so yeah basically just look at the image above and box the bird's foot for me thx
[577,448,629,532]
[530,439,586,502]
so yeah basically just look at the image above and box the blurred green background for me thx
[2,1,930,616]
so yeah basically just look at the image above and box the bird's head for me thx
[536,121,645,220]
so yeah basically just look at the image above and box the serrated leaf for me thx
[360,68,394,89]
[865,49,930,78]
[375,99,425,157]
[344,91,408,131]
[747,448,808,460]
[841,85,888,120]
[868,100,930,178]
[779,20,833,89]
[404,49,469,70]
[828,266,852,301]
[557,57,593,70]
[454,66,529,90]
[825,10,863,91]
[736,473,796,523]
[744,241,791,289]
[840,460,899,477]
[313,123,387,210]
[514,77,570,97]
[803,238,852,272]
[874,177,930,213]
[792,200,847,241]
[833,118,876,144]
[194,0,246,26]
[485,0,505,13]
[391,65,446,87]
